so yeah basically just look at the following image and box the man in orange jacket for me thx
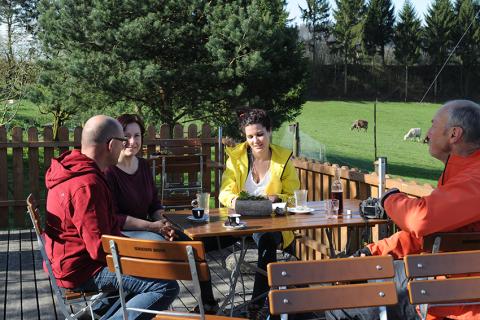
[327,99,480,320]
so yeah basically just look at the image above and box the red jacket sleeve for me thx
[367,230,423,259]
[384,173,480,238]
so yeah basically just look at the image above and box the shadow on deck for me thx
[0,229,324,320]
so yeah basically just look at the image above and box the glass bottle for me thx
[331,167,343,213]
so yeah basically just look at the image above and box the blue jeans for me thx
[252,232,283,307]
[77,267,179,320]
[122,230,165,240]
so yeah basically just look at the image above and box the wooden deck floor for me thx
[0,229,324,320]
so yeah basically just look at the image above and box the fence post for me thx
[0,126,8,228]
[12,127,25,227]
[289,122,300,157]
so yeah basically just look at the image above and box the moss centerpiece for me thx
[234,191,273,216]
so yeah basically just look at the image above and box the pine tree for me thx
[330,0,366,95]
[37,0,306,134]
[454,0,480,66]
[205,0,307,135]
[453,0,480,95]
[423,0,456,99]
[299,0,330,66]
[362,0,395,66]
[424,0,456,66]
[394,0,422,101]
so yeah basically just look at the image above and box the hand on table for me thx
[149,219,178,241]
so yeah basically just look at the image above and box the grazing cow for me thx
[351,119,368,131]
[404,128,421,141]
[423,136,429,144]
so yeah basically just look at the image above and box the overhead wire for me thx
[420,6,480,102]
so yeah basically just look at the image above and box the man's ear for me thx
[450,126,464,143]
[106,140,114,152]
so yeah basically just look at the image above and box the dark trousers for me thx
[326,260,419,320]
[252,232,283,307]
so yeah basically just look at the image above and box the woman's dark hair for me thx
[116,114,146,138]
[238,109,272,132]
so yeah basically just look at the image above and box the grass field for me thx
[8,99,444,187]
[274,100,444,186]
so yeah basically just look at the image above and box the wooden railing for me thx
[0,123,222,229]
[1,121,436,263]
[292,157,435,260]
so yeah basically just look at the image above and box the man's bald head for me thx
[81,115,123,147]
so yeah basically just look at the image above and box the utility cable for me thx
[420,7,480,102]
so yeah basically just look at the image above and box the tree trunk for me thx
[404,64,408,102]
[53,115,61,141]
[381,45,385,67]
[343,60,348,96]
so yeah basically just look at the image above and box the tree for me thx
[362,0,395,66]
[205,0,308,136]
[394,0,422,101]
[423,0,456,99]
[0,0,39,66]
[28,57,111,139]
[37,0,306,135]
[299,0,330,66]
[453,0,480,95]
[330,0,366,95]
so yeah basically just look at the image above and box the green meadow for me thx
[274,101,444,187]
[9,100,444,187]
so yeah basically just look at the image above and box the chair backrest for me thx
[101,235,210,281]
[159,138,203,156]
[267,255,397,315]
[423,232,480,253]
[102,235,215,319]
[26,194,78,319]
[404,250,480,306]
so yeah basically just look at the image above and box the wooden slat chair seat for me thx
[267,256,398,320]
[101,235,245,320]
[418,232,480,318]
[26,193,116,320]
[423,232,480,253]
[404,250,480,320]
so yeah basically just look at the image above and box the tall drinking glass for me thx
[191,192,210,214]
[294,189,308,210]
[326,199,339,219]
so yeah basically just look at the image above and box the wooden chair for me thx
[101,235,245,320]
[149,139,207,210]
[267,255,398,320]
[26,193,115,320]
[404,250,480,320]
[423,232,480,253]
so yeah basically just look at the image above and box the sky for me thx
[287,0,433,24]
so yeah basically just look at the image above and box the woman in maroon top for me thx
[104,114,165,240]
[105,114,220,313]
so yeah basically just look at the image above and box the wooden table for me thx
[164,199,388,316]
[164,199,387,240]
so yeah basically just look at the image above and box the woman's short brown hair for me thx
[116,114,146,138]
[238,109,271,133]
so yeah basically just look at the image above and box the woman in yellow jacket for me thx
[219,109,300,316]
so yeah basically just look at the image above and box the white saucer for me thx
[186,214,209,223]
[287,207,315,214]
[223,221,247,230]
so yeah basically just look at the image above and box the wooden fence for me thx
[1,122,436,260]
[292,157,435,260]
[0,123,222,229]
